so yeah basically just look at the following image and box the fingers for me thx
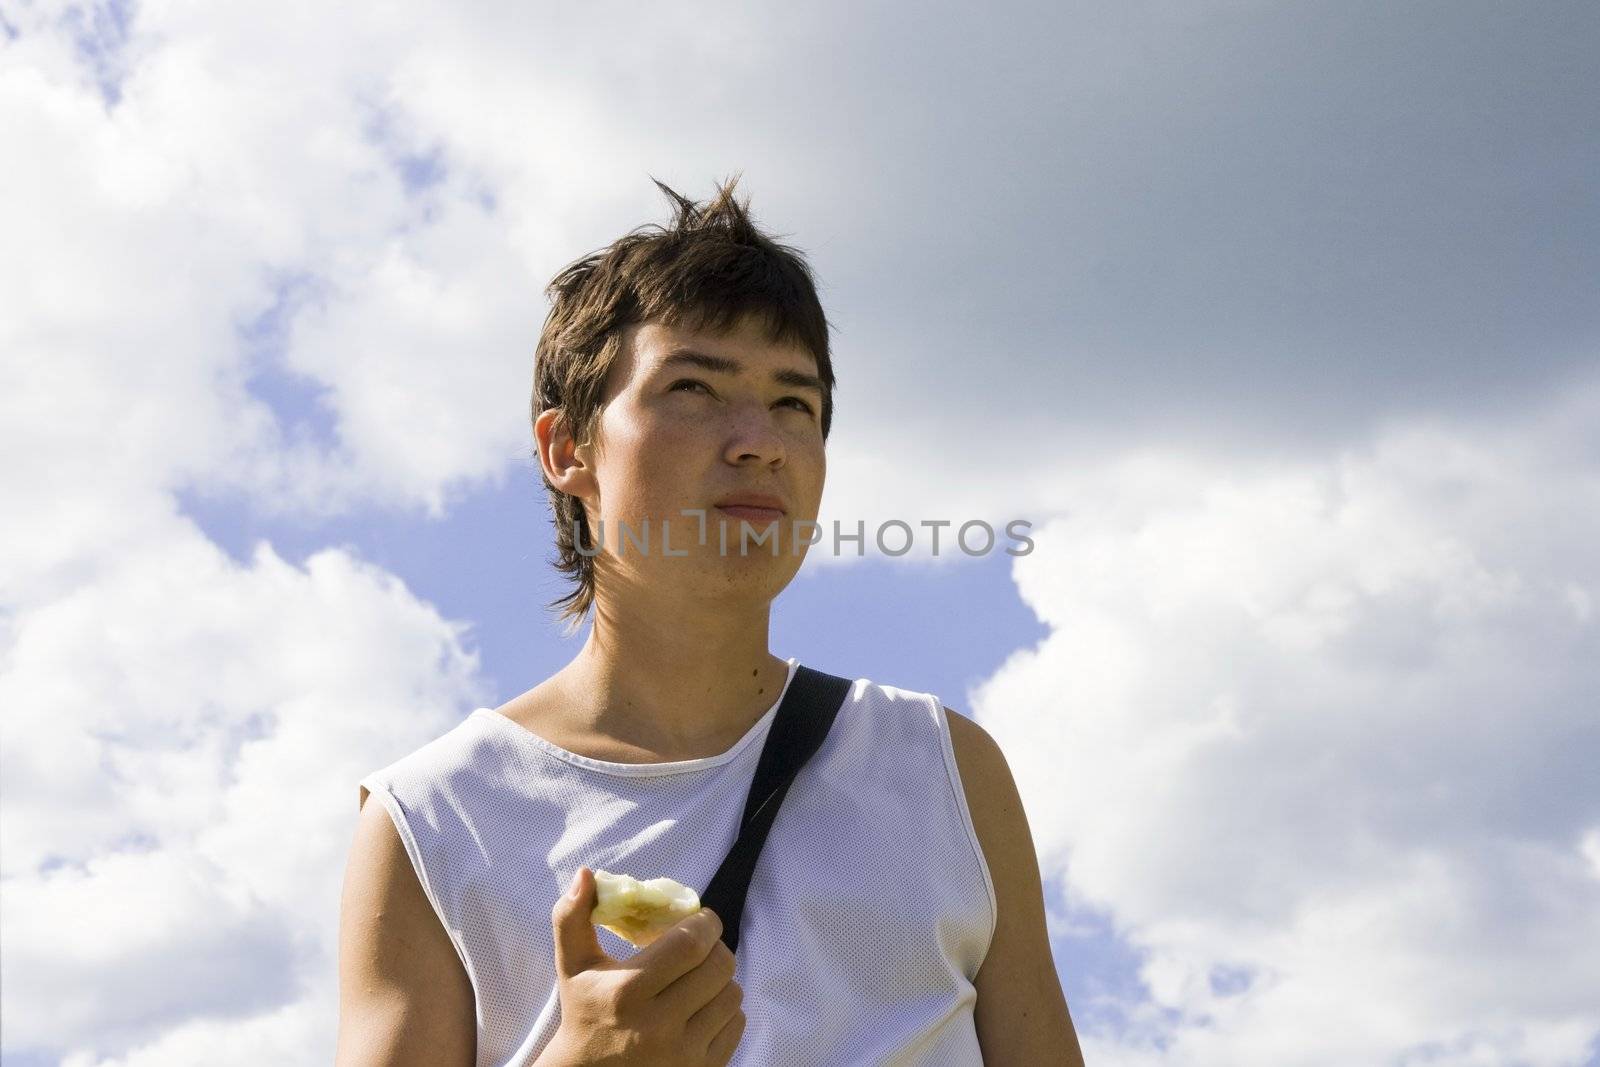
[704,999,749,1066]
[623,907,725,999]
[551,866,608,978]
[656,936,738,1020]
[683,966,744,1053]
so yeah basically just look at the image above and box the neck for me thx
[554,586,790,759]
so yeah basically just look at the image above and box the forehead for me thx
[607,314,819,398]
[631,313,813,367]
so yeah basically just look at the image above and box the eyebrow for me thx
[657,348,826,397]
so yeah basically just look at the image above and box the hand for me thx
[539,867,746,1066]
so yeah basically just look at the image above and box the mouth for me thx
[712,492,787,521]
[714,504,785,523]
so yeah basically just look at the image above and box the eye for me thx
[780,397,816,415]
[669,379,713,396]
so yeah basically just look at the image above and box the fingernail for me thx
[569,869,583,899]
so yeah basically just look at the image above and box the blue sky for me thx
[3,1,1598,1064]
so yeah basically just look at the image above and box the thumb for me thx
[551,866,608,978]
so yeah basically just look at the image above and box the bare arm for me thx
[335,787,477,1067]
[945,708,1086,1067]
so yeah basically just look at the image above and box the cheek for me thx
[596,417,703,512]
[793,433,826,487]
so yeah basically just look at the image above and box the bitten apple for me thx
[588,869,703,947]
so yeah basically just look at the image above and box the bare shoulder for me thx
[335,787,476,1067]
[941,706,1022,909]
[943,704,1003,788]
[941,707,1086,1067]
[944,705,1022,841]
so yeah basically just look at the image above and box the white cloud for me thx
[0,500,488,1059]
[977,382,1600,1065]
[1,16,495,1057]
[2,3,546,535]
[56,1006,331,1067]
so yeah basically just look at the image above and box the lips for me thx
[715,504,785,523]
[713,493,787,515]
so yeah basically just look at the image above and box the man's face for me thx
[576,311,828,607]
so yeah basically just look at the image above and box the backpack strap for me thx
[700,664,853,953]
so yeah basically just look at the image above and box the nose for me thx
[722,400,786,468]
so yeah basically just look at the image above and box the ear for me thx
[534,407,599,506]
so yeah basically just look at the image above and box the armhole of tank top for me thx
[927,695,1000,964]
[358,777,479,993]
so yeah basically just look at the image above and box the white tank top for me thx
[358,656,996,1066]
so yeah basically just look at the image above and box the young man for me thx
[336,178,1086,1066]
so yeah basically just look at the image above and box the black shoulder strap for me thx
[700,664,853,954]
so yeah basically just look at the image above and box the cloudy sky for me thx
[3,0,1597,1063]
